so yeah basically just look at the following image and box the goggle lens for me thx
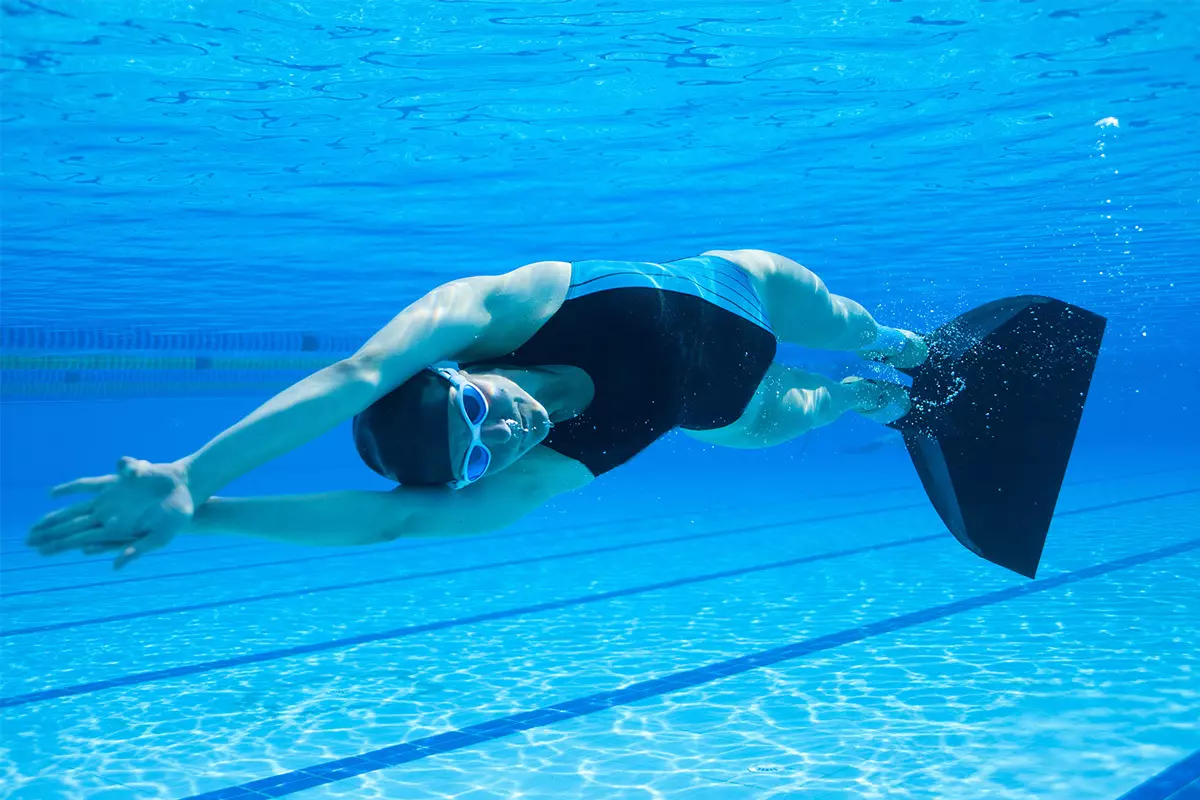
[465,444,491,481]
[460,384,488,425]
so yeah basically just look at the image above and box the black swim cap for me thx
[352,368,456,486]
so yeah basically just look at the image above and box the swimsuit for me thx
[466,255,778,476]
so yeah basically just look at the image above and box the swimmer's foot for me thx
[859,327,929,370]
[842,376,911,425]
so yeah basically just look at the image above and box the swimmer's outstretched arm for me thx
[191,492,489,546]
[181,267,553,504]
[188,448,592,546]
[28,262,571,566]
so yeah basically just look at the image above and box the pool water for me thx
[2,1,1198,798]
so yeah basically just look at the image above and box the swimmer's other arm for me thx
[178,262,568,504]
[188,448,593,546]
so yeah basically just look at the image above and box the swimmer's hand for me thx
[27,457,194,569]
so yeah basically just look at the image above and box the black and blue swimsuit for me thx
[468,255,778,476]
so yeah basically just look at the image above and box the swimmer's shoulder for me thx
[494,259,573,310]
[454,260,572,361]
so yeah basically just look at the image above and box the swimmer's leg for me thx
[702,249,927,368]
[683,363,909,450]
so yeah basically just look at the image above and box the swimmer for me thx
[28,250,929,569]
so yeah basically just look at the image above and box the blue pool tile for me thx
[186,788,268,800]
[461,716,524,734]
[906,605,957,623]
[361,743,431,766]
[174,535,1200,800]
[1166,780,1200,800]
[458,722,522,737]
[583,692,627,706]
[300,756,377,780]
[697,662,750,677]
[244,772,328,797]
[597,687,659,705]
[740,647,779,663]
[1118,750,1200,799]
[500,708,572,728]
[253,773,328,797]
[555,694,619,712]
[420,730,491,753]
[647,674,695,688]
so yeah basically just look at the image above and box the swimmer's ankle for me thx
[859,328,928,369]
[841,376,911,424]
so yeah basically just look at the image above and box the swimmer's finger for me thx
[50,475,117,497]
[35,527,110,556]
[29,500,95,534]
[28,514,100,547]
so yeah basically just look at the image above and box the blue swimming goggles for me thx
[434,368,492,490]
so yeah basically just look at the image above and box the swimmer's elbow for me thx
[367,493,426,542]
[375,450,589,542]
[389,477,549,540]
[333,354,385,395]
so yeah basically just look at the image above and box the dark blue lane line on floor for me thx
[181,536,1200,800]
[0,540,460,598]
[0,532,944,709]
[7,486,1193,636]
[0,541,262,574]
[0,500,924,622]
[1115,750,1200,800]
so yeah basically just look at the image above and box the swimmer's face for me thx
[446,371,551,481]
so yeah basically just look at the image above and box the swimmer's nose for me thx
[486,418,524,445]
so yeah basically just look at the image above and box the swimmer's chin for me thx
[513,401,552,454]
[529,405,553,441]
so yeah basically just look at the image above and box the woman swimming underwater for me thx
[28,249,926,568]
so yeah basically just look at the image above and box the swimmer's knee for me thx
[701,249,779,275]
